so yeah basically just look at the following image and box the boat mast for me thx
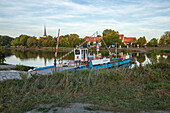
[54,29,60,66]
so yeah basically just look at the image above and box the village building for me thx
[84,34,136,46]
[119,34,136,45]
[84,36,103,46]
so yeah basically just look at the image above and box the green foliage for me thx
[14,65,32,71]
[97,34,101,37]
[11,37,20,47]
[11,34,30,47]
[147,38,157,47]
[159,31,170,46]
[19,34,29,46]
[90,41,93,45]
[59,34,83,47]
[102,29,121,47]
[0,35,14,46]
[9,34,84,48]
[27,37,37,47]
[0,48,5,64]
[131,38,137,47]
[137,36,146,47]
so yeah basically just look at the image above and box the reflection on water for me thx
[3,49,170,67]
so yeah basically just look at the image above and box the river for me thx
[2,49,170,67]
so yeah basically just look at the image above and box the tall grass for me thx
[0,60,169,112]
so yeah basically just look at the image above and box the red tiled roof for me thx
[84,36,103,42]
[123,37,136,43]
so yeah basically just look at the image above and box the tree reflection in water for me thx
[3,49,169,67]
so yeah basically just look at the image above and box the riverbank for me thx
[0,60,169,112]
[1,46,170,54]
[0,64,34,71]
[2,46,74,52]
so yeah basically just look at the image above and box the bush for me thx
[15,65,32,71]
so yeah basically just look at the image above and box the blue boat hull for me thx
[65,58,134,71]
[33,58,134,72]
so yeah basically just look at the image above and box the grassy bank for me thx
[6,46,74,52]
[147,48,170,54]
[0,61,170,112]
[0,64,34,71]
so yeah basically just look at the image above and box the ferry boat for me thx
[30,31,134,75]
[31,47,134,75]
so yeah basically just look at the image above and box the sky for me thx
[0,0,170,41]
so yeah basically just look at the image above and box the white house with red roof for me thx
[84,36,103,45]
[119,34,136,45]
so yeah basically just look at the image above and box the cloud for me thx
[0,0,170,40]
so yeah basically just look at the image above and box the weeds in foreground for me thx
[0,61,169,112]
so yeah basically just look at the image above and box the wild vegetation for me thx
[0,48,5,64]
[0,60,169,113]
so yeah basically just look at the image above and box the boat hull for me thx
[31,58,134,75]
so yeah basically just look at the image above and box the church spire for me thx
[43,24,47,37]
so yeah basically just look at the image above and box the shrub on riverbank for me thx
[14,65,34,71]
[0,61,169,112]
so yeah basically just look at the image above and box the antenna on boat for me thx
[54,29,60,66]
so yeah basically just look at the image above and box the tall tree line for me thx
[9,34,84,48]
[0,30,169,48]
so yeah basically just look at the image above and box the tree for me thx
[60,37,69,47]
[147,38,157,47]
[131,38,137,47]
[0,35,14,46]
[27,37,37,47]
[45,35,53,47]
[159,31,170,46]
[0,48,5,64]
[10,34,31,47]
[137,36,146,47]
[19,35,29,46]
[90,41,93,45]
[38,38,45,47]
[51,38,57,47]
[102,29,121,47]
[58,34,82,47]
[97,35,101,37]
[11,37,20,47]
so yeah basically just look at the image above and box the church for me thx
[37,25,47,40]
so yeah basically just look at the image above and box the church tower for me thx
[43,25,47,38]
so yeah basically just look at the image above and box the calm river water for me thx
[3,49,170,67]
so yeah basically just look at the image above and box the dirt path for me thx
[26,103,170,113]
[26,103,112,113]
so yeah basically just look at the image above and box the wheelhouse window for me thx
[81,50,84,54]
[75,50,80,55]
